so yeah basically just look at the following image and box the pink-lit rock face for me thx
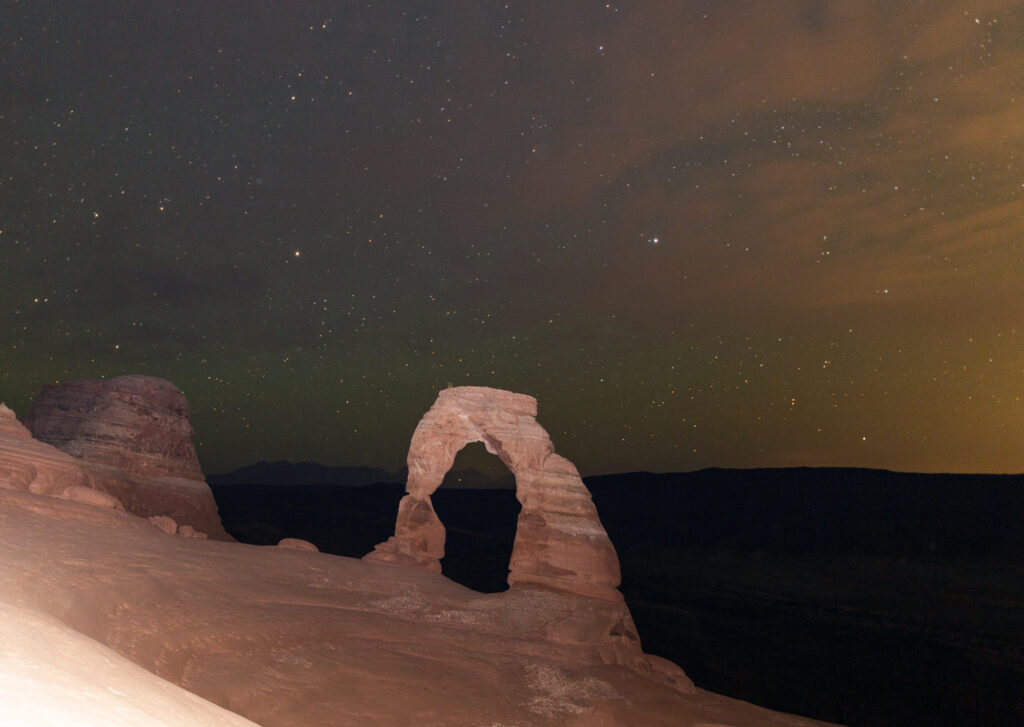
[0,402,28,438]
[0,601,260,727]
[364,386,651,668]
[0,485,840,727]
[22,377,231,540]
[278,537,319,552]
[24,375,204,481]
[0,396,840,727]
[0,402,92,497]
[149,514,178,535]
[367,387,622,597]
[178,524,208,539]
[57,484,124,510]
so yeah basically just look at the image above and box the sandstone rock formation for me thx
[149,514,178,535]
[23,376,230,539]
[365,386,654,670]
[0,389,840,727]
[178,524,208,539]
[23,375,203,481]
[56,483,124,510]
[0,402,92,498]
[278,537,319,552]
[366,388,619,591]
[0,484,840,727]
[0,600,261,727]
[0,402,23,437]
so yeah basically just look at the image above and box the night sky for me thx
[3,1,1024,475]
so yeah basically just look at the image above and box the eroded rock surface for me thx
[0,600,260,727]
[24,375,203,481]
[0,402,91,498]
[0,485,840,727]
[278,537,319,552]
[366,388,620,593]
[365,386,659,670]
[149,515,178,535]
[22,377,230,539]
[0,388,841,727]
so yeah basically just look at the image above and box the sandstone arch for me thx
[364,386,622,601]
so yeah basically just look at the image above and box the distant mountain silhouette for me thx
[208,460,514,489]
[208,460,403,487]
[438,466,514,489]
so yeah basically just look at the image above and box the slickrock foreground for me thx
[22,375,230,539]
[0,386,841,726]
[0,486,838,726]
[0,600,259,727]
[366,387,649,668]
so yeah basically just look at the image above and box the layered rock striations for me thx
[21,376,229,539]
[0,402,93,498]
[0,388,841,726]
[23,375,204,481]
[0,483,840,727]
[365,386,659,672]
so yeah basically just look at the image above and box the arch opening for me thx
[431,441,520,593]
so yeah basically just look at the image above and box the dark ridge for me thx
[208,461,404,488]
[585,467,1024,560]
[210,482,406,558]
[208,460,515,490]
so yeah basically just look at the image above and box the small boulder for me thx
[148,515,178,535]
[58,485,124,511]
[278,537,319,552]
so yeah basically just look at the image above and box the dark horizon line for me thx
[205,459,1024,480]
